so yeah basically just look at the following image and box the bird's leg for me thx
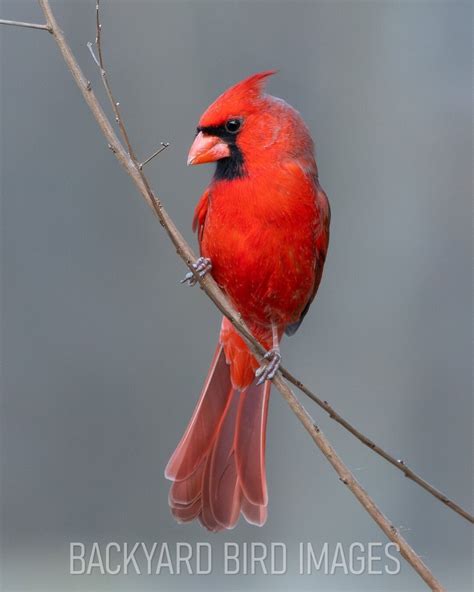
[181,257,212,286]
[255,324,281,385]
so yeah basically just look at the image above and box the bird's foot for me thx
[181,257,212,286]
[255,347,281,385]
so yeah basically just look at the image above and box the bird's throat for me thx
[214,145,246,181]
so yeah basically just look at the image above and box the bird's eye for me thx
[225,119,242,134]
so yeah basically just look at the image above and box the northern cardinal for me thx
[165,71,330,530]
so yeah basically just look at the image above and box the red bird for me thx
[165,71,330,530]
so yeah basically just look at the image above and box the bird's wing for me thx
[192,187,211,248]
[285,184,330,336]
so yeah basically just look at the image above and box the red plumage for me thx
[166,71,330,530]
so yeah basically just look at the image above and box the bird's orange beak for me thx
[187,131,230,166]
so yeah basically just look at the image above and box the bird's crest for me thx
[199,70,277,127]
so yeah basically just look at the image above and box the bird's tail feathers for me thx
[166,323,270,531]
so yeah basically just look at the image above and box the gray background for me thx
[0,0,472,590]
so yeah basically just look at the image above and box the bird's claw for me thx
[181,257,212,286]
[255,348,282,385]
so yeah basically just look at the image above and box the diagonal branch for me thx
[88,2,171,172]
[86,2,137,162]
[32,2,446,588]
[281,367,474,523]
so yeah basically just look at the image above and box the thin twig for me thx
[88,0,137,161]
[94,0,103,68]
[281,368,474,524]
[32,2,445,588]
[0,18,51,32]
[139,143,170,170]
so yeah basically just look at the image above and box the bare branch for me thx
[281,367,474,524]
[0,18,51,32]
[35,2,448,588]
[94,0,103,68]
[87,0,137,161]
[139,143,170,170]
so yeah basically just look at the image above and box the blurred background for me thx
[1,0,472,590]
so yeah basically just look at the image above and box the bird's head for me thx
[187,70,315,181]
